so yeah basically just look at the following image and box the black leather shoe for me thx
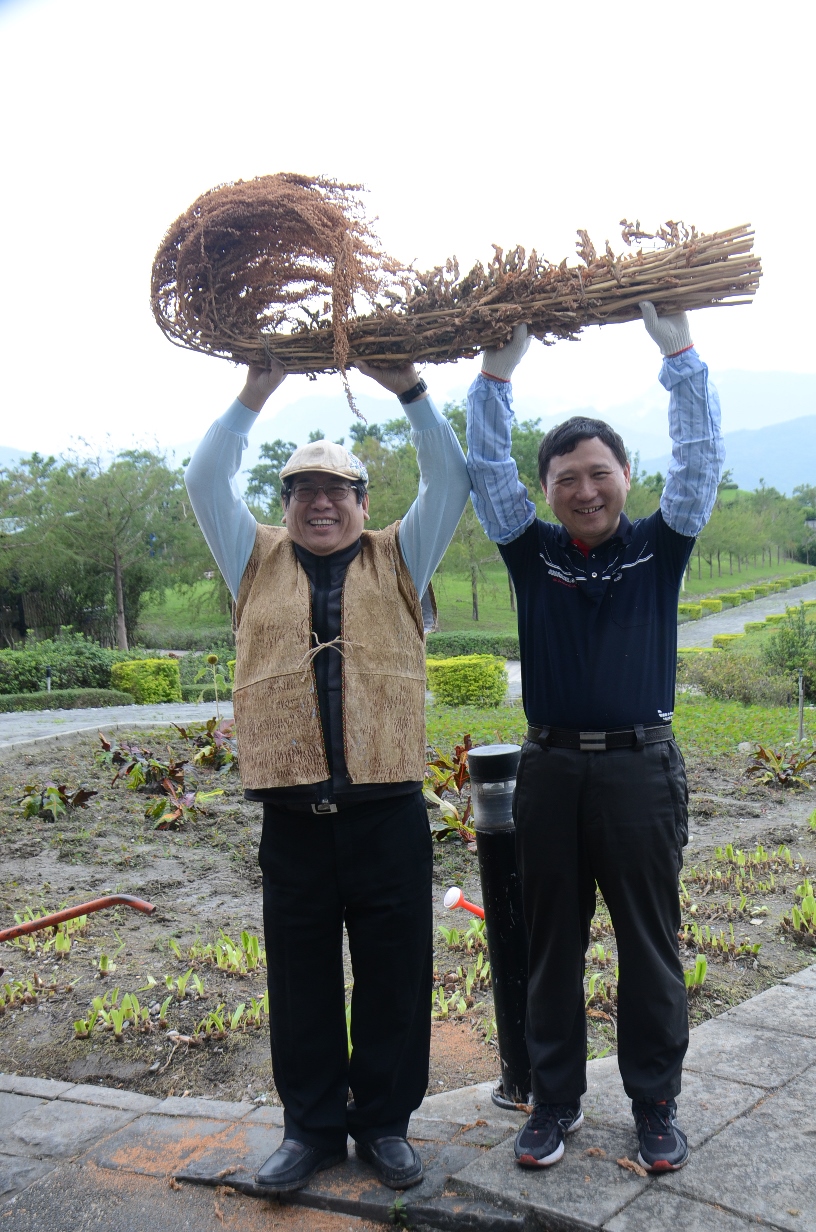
[255,1139,347,1192]
[355,1136,423,1189]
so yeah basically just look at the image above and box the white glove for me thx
[481,323,531,381]
[639,301,693,357]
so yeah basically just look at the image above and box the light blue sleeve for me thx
[184,400,259,600]
[659,349,725,538]
[465,373,537,544]
[397,396,471,599]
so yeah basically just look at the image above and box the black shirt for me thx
[500,510,695,730]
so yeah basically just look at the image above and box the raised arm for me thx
[354,359,470,599]
[639,302,725,538]
[465,325,537,544]
[184,363,286,599]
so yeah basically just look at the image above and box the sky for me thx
[0,0,812,458]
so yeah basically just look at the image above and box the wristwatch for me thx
[398,378,428,405]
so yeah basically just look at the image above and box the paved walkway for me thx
[0,702,235,753]
[678,579,816,648]
[2,962,815,1229]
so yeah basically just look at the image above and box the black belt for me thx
[266,800,340,814]
[526,723,673,752]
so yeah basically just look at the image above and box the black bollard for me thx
[468,743,530,1108]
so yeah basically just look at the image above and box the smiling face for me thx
[282,470,370,556]
[542,437,631,548]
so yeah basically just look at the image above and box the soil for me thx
[1,725,815,1104]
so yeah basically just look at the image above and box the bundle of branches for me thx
[151,177,760,375]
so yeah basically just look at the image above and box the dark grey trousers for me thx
[513,738,689,1104]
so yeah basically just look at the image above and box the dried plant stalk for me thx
[151,179,761,375]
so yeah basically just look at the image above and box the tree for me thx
[245,439,297,521]
[10,448,192,650]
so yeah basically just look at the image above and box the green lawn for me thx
[426,695,816,757]
[432,565,518,635]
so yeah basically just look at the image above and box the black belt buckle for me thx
[311,802,338,814]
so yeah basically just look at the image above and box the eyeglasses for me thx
[289,481,359,503]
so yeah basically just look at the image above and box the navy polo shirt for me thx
[500,510,695,731]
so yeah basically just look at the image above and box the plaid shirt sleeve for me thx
[659,349,725,538]
[465,373,537,544]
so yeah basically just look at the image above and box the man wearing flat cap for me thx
[185,358,470,1192]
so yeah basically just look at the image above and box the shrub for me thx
[751,585,771,597]
[678,603,703,620]
[111,659,182,703]
[765,613,788,625]
[737,589,757,601]
[0,630,120,694]
[426,655,508,707]
[426,632,520,658]
[700,599,723,615]
[717,594,744,608]
[0,689,134,713]
[133,624,234,652]
[677,647,720,657]
[743,622,768,633]
[677,651,792,706]
[762,604,816,700]
[803,600,816,610]
[712,634,745,649]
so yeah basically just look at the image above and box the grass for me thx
[432,565,518,634]
[426,695,816,756]
[137,581,232,647]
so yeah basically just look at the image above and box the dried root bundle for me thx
[150,173,410,375]
[151,177,761,375]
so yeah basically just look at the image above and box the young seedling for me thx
[781,878,816,944]
[19,782,97,822]
[684,955,708,990]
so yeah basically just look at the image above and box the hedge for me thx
[426,655,508,707]
[743,621,767,633]
[737,589,757,601]
[133,624,234,652]
[764,613,788,625]
[677,604,703,620]
[699,599,723,614]
[677,647,720,657]
[111,659,182,703]
[0,689,135,713]
[750,585,772,597]
[0,631,119,694]
[712,634,745,649]
[716,594,744,608]
[425,632,520,659]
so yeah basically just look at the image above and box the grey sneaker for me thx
[514,1102,583,1167]
[632,1099,689,1172]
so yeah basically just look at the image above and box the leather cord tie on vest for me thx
[297,633,360,679]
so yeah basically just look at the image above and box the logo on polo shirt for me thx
[540,548,585,589]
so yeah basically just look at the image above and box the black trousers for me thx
[258,791,433,1150]
[513,739,689,1104]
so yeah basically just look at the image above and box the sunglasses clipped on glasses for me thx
[288,481,362,503]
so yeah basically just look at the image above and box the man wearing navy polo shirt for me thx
[466,303,724,1174]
